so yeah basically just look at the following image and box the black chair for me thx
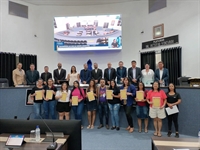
[177,77,190,86]
[0,78,9,87]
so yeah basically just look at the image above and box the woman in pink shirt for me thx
[146,81,167,137]
[70,81,85,129]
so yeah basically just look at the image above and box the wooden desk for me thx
[152,136,200,150]
[0,134,69,150]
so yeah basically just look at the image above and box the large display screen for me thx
[54,14,122,51]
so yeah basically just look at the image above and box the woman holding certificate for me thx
[30,78,44,119]
[43,78,57,119]
[146,81,167,137]
[86,79,97,129]
[70,81,85,129]
[135,82,148,133]
[166,83,181,138]
[55,82,71,120]
[108,80,121,131]
[120,77,136,133]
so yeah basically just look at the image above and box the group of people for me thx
[12,60,181,138]
[12,60,169,87]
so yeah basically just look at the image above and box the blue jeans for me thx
[72,100,84,123]
[43,100,57,119]
[98,102,109,125]
[33,103,43,119]
[108,103,120,127]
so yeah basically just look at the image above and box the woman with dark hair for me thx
[108,80,121,130]
[55,82,71,120]
[43,78,57,119]
[70,80,85,129]
[67,66,80,86]
[120,77,136,133]
[31,78,44,119]
[86,79,97,129]
[135,82,148,133]
[141,63,154,86]
[146,81,167,137]
[166,83,181,138]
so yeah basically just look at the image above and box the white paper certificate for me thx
[165,105,179,115]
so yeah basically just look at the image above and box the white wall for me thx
[1,0,200,77]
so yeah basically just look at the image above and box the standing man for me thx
[155,61,169,86]
[12,62,26,86]
[41,66,52,85]
[26,63,39,85]
[116,61,127,84]
[128,60,141,86]
[53,63,66,84]
[91,63,103,84]
[80,63,91,84]
[104,62,116,85]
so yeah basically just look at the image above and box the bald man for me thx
[12,63,26,86]
[104,62,116,85]
[53,63,66,84]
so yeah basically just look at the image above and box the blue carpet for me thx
[82,126,195,150]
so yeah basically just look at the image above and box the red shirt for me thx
[137,90,148,106]
[146,90,167,108]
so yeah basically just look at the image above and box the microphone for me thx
[27,112,58,150]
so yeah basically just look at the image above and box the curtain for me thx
[140,51,156,71]
[161,47,182,85]
[19,54,37,72]
[0,52,16,86]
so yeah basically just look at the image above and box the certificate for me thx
[136,91,144,101]
[46,90,53,99]
[87,92,95,101]
[106,90,113,100]
[61,93,67,101]
[166,105,179,115]
[152,97,161,108]
[120,90,127,99]
[72,96,78,106]
[35,90,43,100]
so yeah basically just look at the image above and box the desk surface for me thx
[152,136,199,150]
[0,134,69,150]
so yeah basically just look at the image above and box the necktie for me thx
[108,69,111,80]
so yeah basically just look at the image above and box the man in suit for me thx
[53,63,66,84]
[104,62,116,85]
[116,61,127,84]
[91,63,102,84]
[155,61,169,86]
[26,63,39,85]
[128,60,141,86]
[41,66,52,85]
[12,62,26,86]
[80,63,91,84]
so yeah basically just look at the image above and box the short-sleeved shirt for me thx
[31,86,44,103]
[56,90,71,103]
[108,87,120,104]
[146,90,167,108]
[166,92,181,108]
[44,85,57,101]
[137,90,148,106]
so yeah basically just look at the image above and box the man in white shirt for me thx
[155,61,169,86]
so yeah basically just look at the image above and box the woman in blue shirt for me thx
[120,77,136,133]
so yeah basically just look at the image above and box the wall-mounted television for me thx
[54,14,122,51]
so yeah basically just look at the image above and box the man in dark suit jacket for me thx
[53,63,66,84]
[104,62,116,85]
[80,64,91,84]
[91,63,102,84]
[155,61,169,86]
[41,66,52,85]
[128,60,141,86]
[26,63,39,85]
[116,61,127,84]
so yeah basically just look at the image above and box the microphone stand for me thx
[27,112,58,150]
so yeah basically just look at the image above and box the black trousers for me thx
[167,113,179,132]
[123,105,133,128]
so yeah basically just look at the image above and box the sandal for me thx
[87,125,91,129]
[126,126,130,130]
[157,133,162,137]
[145,128,148,133]
[154,132,158,136]
[138,128,142,133]
[129,128,134,133]
[90,125,94,129]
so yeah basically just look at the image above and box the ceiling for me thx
[20,0,139,6]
